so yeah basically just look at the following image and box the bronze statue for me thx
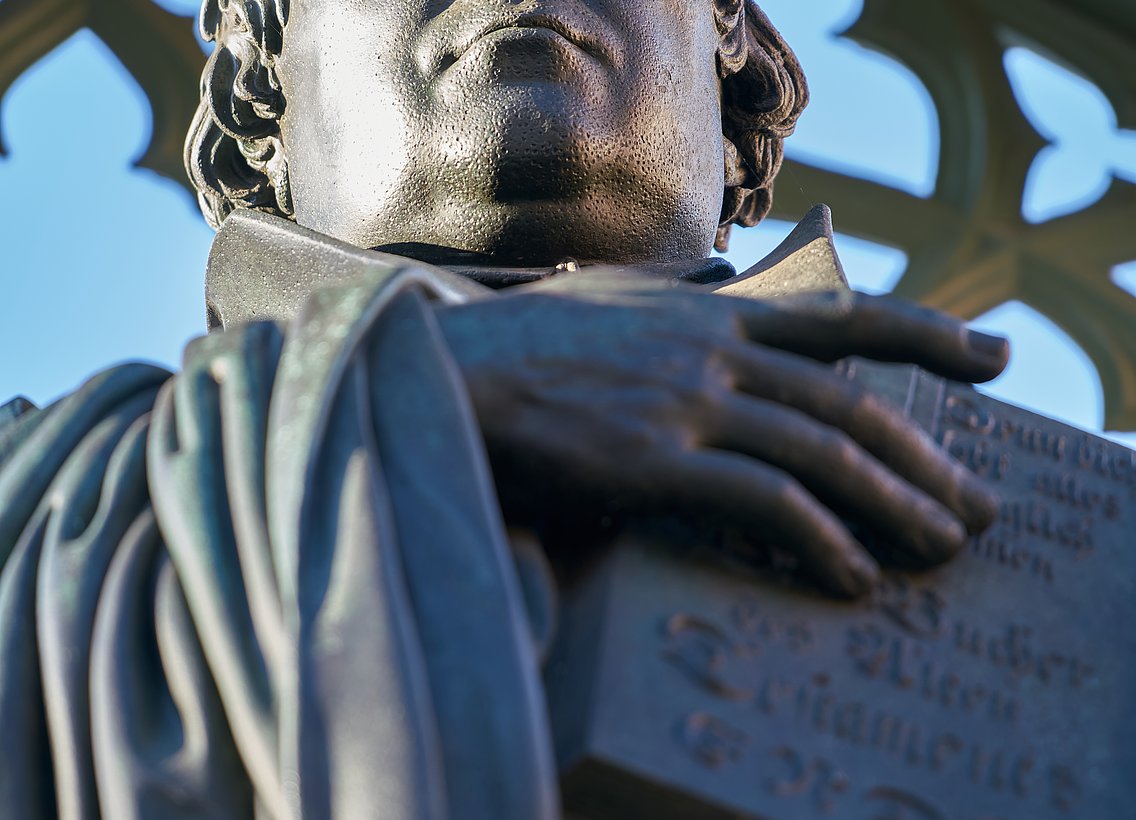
[0,1,1009,817]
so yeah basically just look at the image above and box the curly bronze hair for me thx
[184,0,807,251]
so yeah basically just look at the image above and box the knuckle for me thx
[683,382,726,419]
[774,475,813,516]
[824,429,862,471]
[849,384,898,421]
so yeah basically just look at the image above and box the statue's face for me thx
[276,0,725,265]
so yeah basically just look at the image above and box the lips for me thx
[439,13,615,73]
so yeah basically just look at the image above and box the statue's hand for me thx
[435,281,1008,597]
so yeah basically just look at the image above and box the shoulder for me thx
[0,363,171,565]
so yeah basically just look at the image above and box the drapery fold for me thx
[0,264,558,819]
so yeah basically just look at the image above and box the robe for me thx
[0,207,845,819]
[0,249,564,818]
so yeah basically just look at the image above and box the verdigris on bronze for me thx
[10,0,1116,817]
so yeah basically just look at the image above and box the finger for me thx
[649,449,880,597]
[702,395,967,566]
[716,291,1009,384]
[723,341,999,534]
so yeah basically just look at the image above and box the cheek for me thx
[621,6,723,133]
[673,11,726,201]
[623,8,725,201]
[277,6,419,236]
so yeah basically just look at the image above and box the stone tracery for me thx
[1,0,1133,427]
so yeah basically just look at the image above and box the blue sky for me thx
[1,0,1134,447]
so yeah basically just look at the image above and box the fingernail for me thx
[964,482,1001,534]
[967,329,1008,359]
[928,512,967,560]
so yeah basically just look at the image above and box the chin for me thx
[442,197,716,268]
[424,102,603,204]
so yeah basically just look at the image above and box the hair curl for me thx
[186,0,291,228]
[185,0,807,250]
